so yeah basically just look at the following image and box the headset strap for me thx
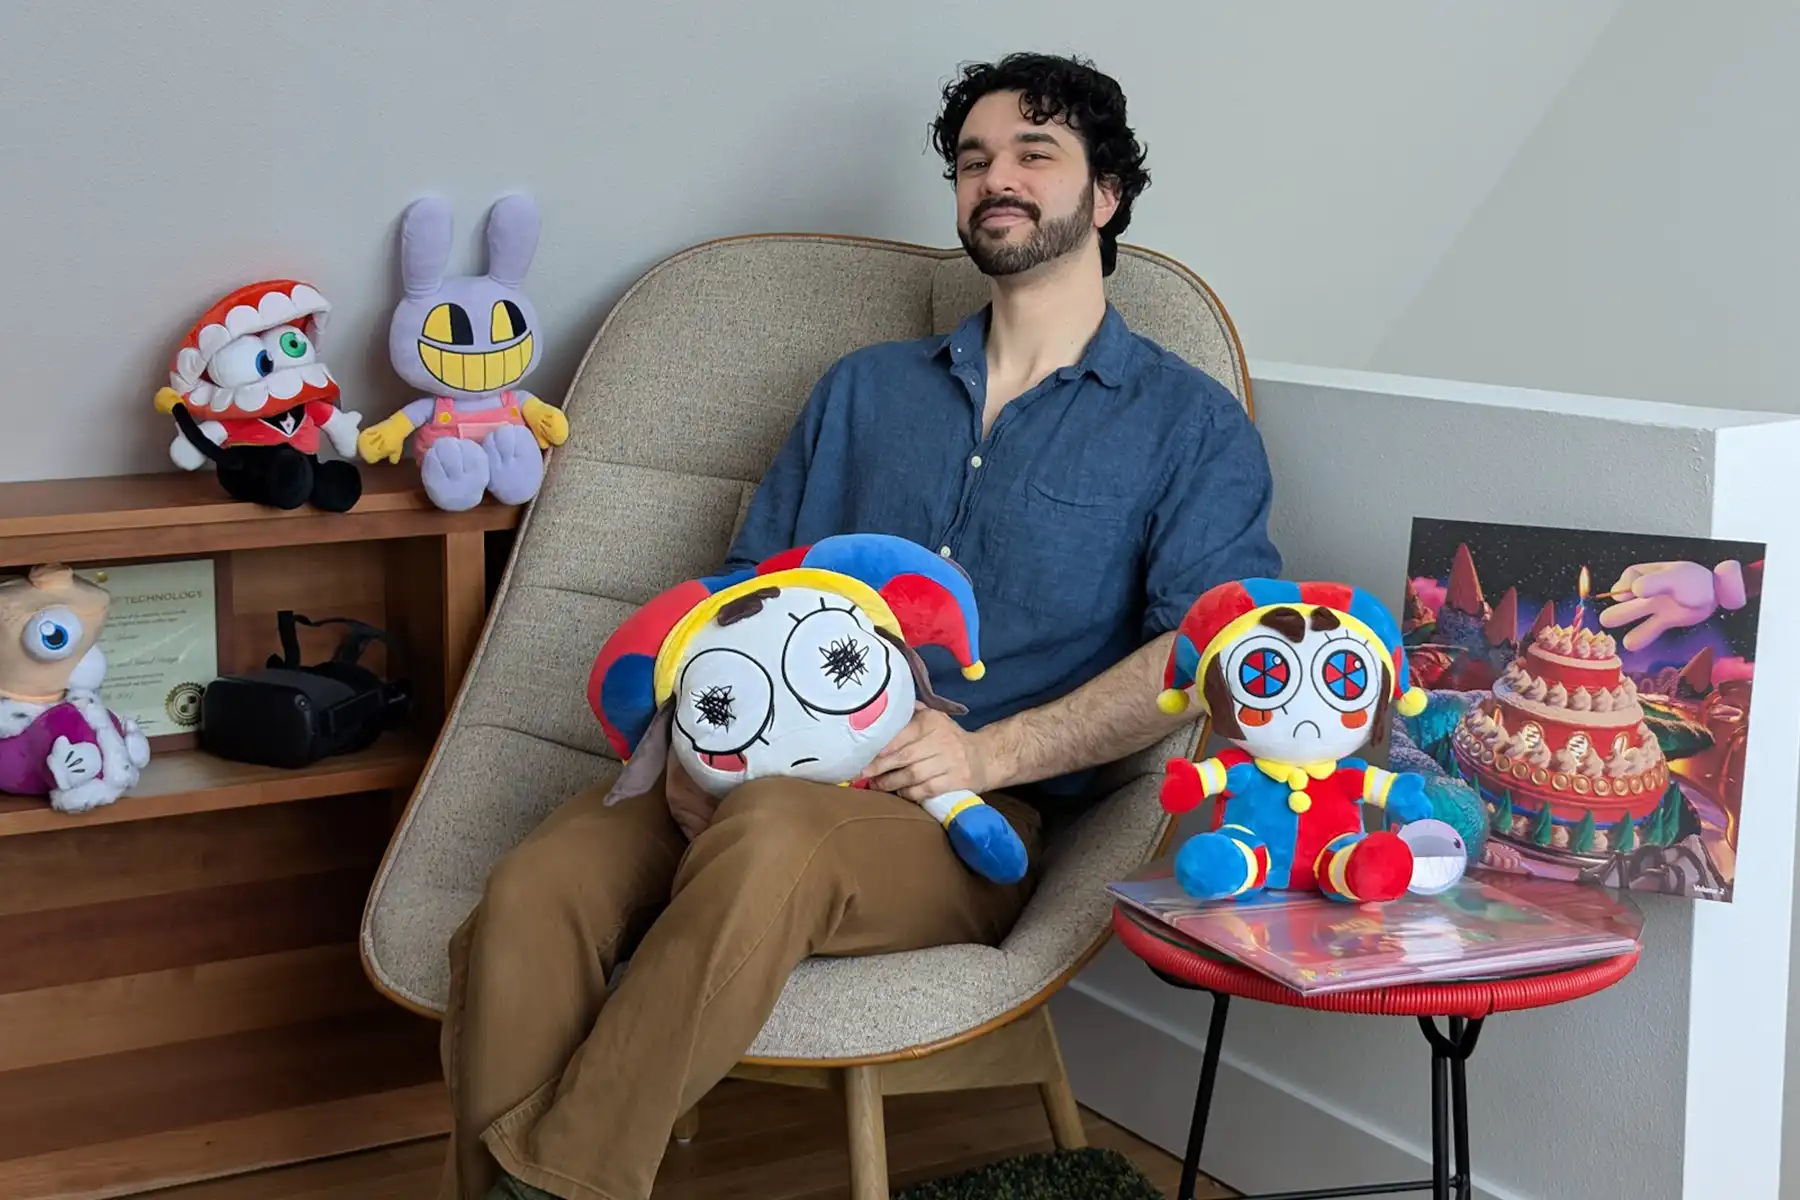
[272,611,399,671]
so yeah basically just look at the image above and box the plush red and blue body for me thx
[1162,747,1425,902]
[1156,578,1437,905]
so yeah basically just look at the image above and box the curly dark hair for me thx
[929,52,1150,275]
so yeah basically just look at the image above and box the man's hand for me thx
[664,755,718,840]
[862,704,998,803]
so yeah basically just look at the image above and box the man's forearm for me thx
[975,631,1189,790]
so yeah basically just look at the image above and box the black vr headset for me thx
[199,611,412,769]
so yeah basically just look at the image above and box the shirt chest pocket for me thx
[978,474,1139,622]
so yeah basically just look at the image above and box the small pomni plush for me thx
[357,194,569,511]
[1156,578,1435,904]
[0,565,150,813]
[152,280,364,511]
[588,534,1029,885]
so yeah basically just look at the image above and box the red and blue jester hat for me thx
[1156,577,1427,720]
[587,533,985,760]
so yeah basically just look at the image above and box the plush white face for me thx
[670,585,916,796]
[1218,615,1387,763]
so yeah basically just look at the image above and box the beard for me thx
[958,189,1095,277]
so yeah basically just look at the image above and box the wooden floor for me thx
[141,1079,1237,1199]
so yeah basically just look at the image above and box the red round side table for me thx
[1112,904,1640,1200]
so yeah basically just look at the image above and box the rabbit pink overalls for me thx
[412,392,527,454]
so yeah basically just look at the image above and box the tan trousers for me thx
[437,775,1044,1200]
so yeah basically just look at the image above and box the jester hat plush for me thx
[1158,578,1426,721]
[589,533,984,762]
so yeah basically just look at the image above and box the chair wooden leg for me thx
[673,1104,700,1144]
[1039,1013,1088,1150]
[844,1065,889,1200]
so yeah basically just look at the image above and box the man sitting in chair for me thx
[450,52,1282,1200]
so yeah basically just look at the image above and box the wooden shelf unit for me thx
[0,469,520,1199]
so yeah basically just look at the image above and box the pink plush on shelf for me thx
[0,565,150,813]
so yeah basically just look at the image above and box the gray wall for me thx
[0,0,1620,482]
[1368,0,1800,415]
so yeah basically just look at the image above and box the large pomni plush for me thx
[1156,578,1440,905]
[588,534,1029,885]
[357,194,569,511]
[0,565,151,813]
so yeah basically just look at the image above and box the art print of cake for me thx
[1452,613,1669,857]
[1397,517,1767,903]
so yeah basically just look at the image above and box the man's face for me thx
[952,90,1118,277]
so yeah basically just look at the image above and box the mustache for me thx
[970,196,1041,225]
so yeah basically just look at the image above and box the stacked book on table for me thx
[1108,859,1645,996]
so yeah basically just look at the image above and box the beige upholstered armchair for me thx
[360,233,1249,1197]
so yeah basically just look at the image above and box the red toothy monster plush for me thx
[152,280,363,511]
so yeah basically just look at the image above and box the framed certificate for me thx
[73,558,219,745]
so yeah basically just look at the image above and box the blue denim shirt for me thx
[725,303,1281,805]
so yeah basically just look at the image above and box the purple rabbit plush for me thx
[356,194,569,511]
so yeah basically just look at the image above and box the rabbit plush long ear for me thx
[485,194,540,287]
[399,197,453,298]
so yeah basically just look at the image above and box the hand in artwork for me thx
[861,703,994,802]
[1598,560,1735,651]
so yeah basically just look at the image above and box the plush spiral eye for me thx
[1313,639,1380,713]
[675,649,773,756]
[24,606,82,661]
[1224,635,1300,711]
[782,606,890,715]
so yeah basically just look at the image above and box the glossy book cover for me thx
[1109,859,1642,995]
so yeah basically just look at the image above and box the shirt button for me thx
[939,546,952,557]
[970,455,983,469]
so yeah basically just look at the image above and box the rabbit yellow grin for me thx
[417,334,533,391]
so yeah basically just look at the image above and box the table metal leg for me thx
[1449,1018,1473,1200]
[1177,990,1232,1200]
[1418,1015,1483,1200]
[1151,961,1490,1200]
[1430,1044,1451,1199]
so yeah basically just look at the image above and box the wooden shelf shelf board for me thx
[0,469,515,541]
[0,471,520,566]
[0,735,427,838]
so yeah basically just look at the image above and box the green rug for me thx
[895,1147,1163,1199]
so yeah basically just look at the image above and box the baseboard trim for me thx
[1049,979,1527,1200]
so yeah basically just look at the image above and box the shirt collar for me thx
[933,302,1130,389]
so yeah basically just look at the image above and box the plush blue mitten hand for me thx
[936,793,1029,885]
[1384,772,1432,824]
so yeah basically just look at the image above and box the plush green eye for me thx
[279,331,308,358]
